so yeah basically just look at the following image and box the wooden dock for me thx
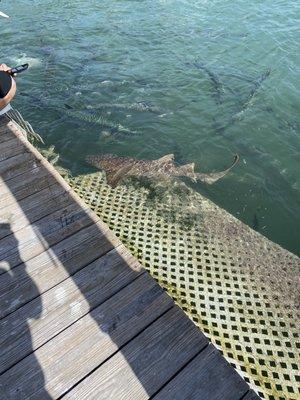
[0,116,260,399]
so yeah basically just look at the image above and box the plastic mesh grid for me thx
[68,171,300,400]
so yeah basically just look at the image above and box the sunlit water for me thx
[1,0,299,255]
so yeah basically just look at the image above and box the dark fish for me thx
[216,69,272,134]
[27,98,138,137]
[242,69,272,109]
[194,61,224,104]
[63,108,138,136]
[219,72,255,84]
[85,101,161,114]
[86,153,239,187]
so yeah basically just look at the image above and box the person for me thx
[0,63,16,115]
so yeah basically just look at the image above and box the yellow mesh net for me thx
[69,171,300,400]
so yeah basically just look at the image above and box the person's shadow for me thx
[0,223,52,399]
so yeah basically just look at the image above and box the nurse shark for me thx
[86,153,239,187]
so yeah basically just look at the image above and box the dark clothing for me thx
[0,71,12,98]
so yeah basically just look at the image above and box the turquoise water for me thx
[2,0,300,254]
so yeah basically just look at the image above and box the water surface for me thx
[1,0,299,254]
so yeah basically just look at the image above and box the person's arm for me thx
[0,64,16,110]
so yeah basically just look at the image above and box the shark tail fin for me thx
[196,154,239,185]
[220,154,239,174]
[230,153,239,168]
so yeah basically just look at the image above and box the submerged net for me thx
[8,110,300,400]
[68,171,300,400]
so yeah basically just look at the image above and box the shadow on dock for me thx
[0,223,52,399]
[0,118,256,399]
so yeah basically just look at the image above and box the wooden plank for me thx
[0,122,16,143]
[153,344,250,400]
[0,117,12,129]
[0,273,173,399]
[0,117,27,143]
[0,184,71,239]
[0,165,56,208]
[0,153,39,181]
[0,152,37,182]
[0,220,120,319]
[0,138,25,162]
[0,245,144,375]
[0,133,14,144]
[64,306,209,400]
[0,202,96,274]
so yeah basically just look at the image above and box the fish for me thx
[63,106,138,136]
[21,94,138,137]
[86,153,239,187]
[214,68,272,135]
[219,72,255,84]
[194,61,225,104]
[85,101,161,114]
[241,69,271,110]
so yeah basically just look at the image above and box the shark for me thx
[86,153,239,187]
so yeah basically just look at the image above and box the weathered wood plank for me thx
[153,344,250,400]
[0,138,25,162]
[64,306,209,400]
[0,245,143,375]
[0,165,56,208]
[0,273,173,399]
[0,118,27,139]
[0,220,120,318]
[0,184,71,239]
[0,202,96,274]
[0,152,37,182]
[0,122,16,143]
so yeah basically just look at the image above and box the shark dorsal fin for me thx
[106,164,134,187]
[156,154,175,164]
[181,162,195,173]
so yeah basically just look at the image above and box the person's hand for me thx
[0,63,11,72]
